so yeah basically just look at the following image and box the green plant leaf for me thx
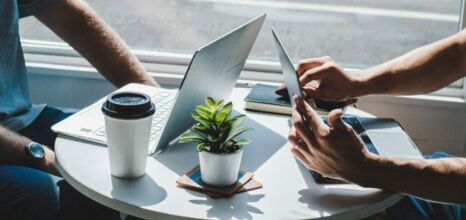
[220,140,241,153]
[181,97,252,153]
[193,123,208,132]
[205,133,218,142]
[197,143,210,152]
[222,114,246,129]
[206,97,216,108]
[235,138,252,145]
[192,114,212,129]
[215,99,224,108]
[218,114,245,143]
[216,102,232,124]
[192,112,210,122]
[226,127,253,143]
[179,131,208,143]
[195,105,212,120]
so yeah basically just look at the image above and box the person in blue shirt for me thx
[0,0,158,219]
[288,30,466,218]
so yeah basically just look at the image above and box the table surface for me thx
[55,87,402,220]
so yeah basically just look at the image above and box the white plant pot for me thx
[198,148,243,186]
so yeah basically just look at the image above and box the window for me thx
[19,0,465,97]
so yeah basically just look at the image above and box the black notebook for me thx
[244,84,344,115]
[244,84,296,115]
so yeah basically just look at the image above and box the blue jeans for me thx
[386,152,466,220]
[0,106,120,220]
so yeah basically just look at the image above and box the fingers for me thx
[288,127,298,144]
[294,96,329,136]
[327,109,351,133]
[276,83,288,97]
[345,98,358,105]
[293,145,316,170]
[297,56,333,76]
[277,83,286,90]
[291,146,312,170]
[291,104,317,147]
[302,87,321,99]
[288,127,304,146]
[299,65,329,86]
[299,56,339,85]
[302,82,321,108]
[289,127,314,169]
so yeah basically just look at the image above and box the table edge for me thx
[55,156,201,220]
[55,135,403,220]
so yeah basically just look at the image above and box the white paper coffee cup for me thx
[102,92,155,179]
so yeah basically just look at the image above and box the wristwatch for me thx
[26,142,46,161]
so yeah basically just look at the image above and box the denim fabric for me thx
[18,106,76,149]
[386,152,466,220]
[0,106,120,220]
[0,165,62,220]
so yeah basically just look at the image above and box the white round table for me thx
[55,88,403,220]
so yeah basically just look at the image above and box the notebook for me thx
[244,84,345,115]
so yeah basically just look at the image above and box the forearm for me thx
[0,125,31,166]
[361,155,466,204]
[35,0,158,88]
[356,30,466,96]
[0,125,57,175]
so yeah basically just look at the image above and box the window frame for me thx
[460,0,466,98]
[21,0,466,100]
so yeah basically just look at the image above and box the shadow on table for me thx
[110,174,167,206]
[153,113,287,175]
[293,157,393,217]
[189,192,265,220]
[297,186,392,218]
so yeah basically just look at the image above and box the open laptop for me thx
[52,14,266,155]
[271,27,423,183]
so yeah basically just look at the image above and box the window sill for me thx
[360,94,466,111]
[26,61,466,111]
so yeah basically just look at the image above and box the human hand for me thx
[37,147,61,176]
[297,56,363,102]
[288,96,376,183]
[275,56,326,97]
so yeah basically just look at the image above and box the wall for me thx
[28,70,466,157]
[358,96,466,156]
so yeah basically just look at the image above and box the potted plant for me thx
[179,97,252,186]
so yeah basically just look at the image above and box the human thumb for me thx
[328,109,348,131]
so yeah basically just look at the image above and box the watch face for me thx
[29,143,45,159]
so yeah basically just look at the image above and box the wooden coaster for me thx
[237,178,263,193]
[176,165,261,198]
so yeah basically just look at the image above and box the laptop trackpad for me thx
[367,132,423,159]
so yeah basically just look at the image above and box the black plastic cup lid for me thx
[102,92,155,119]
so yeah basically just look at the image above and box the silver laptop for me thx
[272,27,423,161]
[52,14,266,155]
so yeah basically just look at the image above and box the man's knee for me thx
[0,165,61,220]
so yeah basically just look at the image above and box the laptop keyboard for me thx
[322,116,379,155]
[93,92,176,142]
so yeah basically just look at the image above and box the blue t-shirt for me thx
[0,0,59,131]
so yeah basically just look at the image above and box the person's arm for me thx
[298,29,466,100]
[359,29,466,96]
[367,154,466,204]
[34,0,159,88]
[0,125,58,175]
[288,96,466,204]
